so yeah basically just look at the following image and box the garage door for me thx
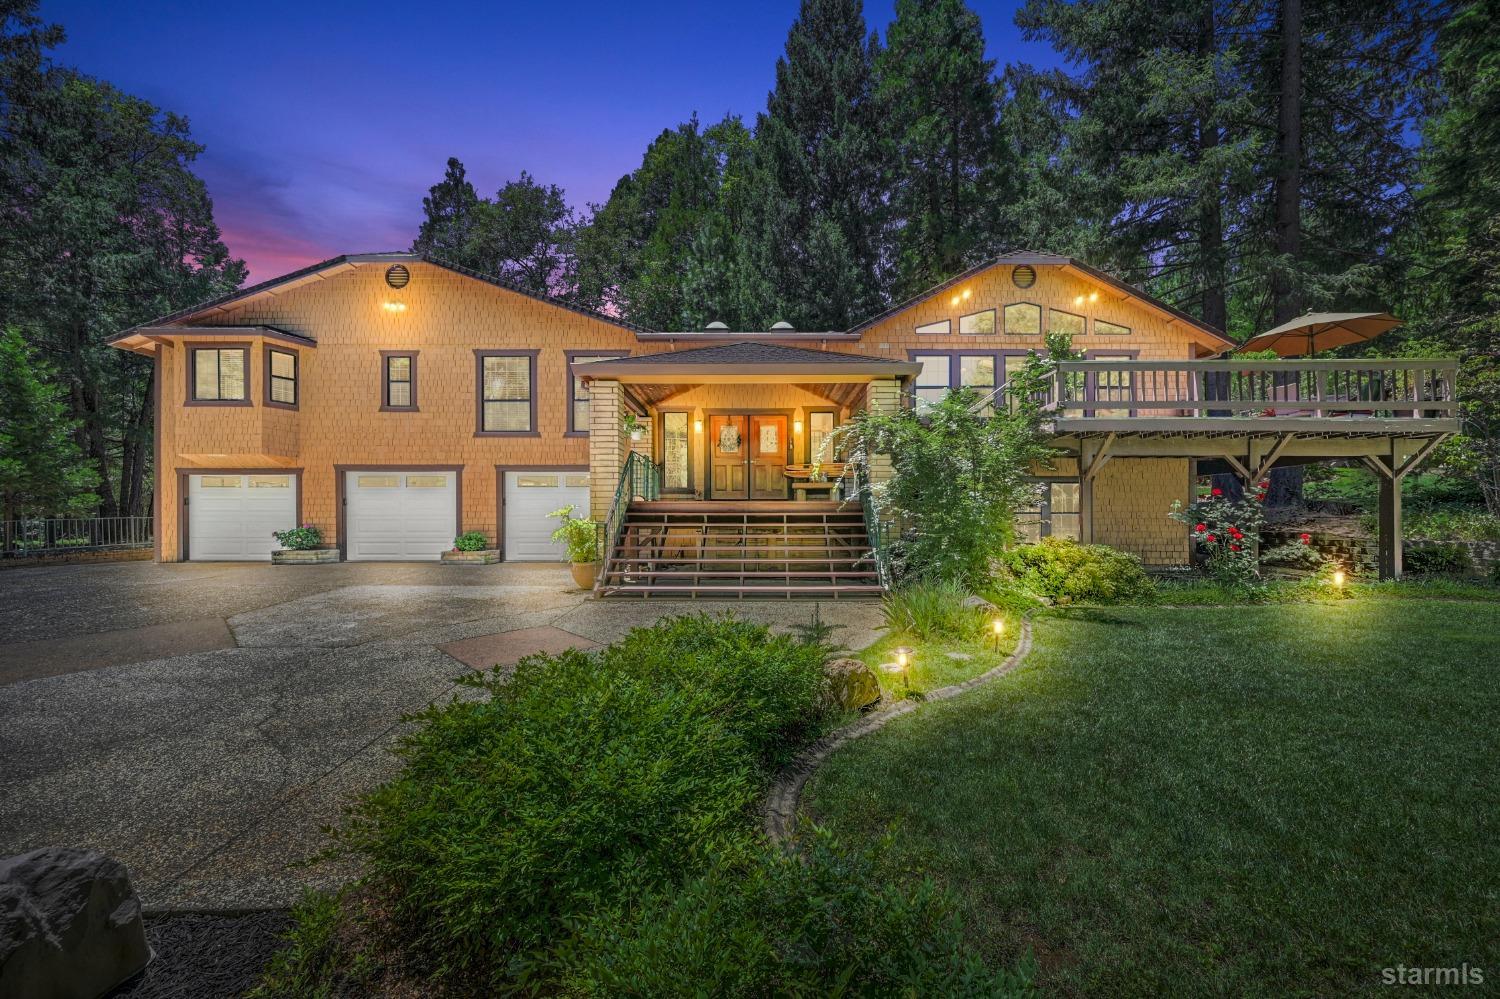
[345,470,458,561]
[503,470,590,561]
[188,473,297,561]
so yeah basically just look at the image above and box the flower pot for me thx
[570,560,601,589]
[441,549,500,565]
[629,428,644,441]
[271,547,339,565]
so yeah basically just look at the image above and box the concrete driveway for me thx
[0,561,881,910]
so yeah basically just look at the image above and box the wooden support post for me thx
[1378,464,1402,580]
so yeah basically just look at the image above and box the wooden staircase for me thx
[597,501,883,598]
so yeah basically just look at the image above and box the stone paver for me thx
[438,625,599,671]
[0,561,886,908]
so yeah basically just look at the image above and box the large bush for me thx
[560,831,1032,998]
[341,613,828,989]
[1002,538,1155,603]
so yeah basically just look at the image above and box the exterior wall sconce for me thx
[693,418,703,433]
[793,418,803,434]
[383,301,406,313]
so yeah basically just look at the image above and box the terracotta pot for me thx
[570,560,601,589]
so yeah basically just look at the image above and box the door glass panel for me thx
[248,475,290,488]
[406,475,448,488]
[662,412,689,490]
[1093,354,1133,416]
[758,422,779,453]
[357,475,399,488]
[199,475,241,488]
[716,420,743,454]
[516,475,559,487]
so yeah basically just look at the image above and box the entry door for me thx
[709,415,749,499]
[749,414,789,499]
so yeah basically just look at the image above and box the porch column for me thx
[589,379,626,522]
[1378,469,1402,580]
[865,378,901,486]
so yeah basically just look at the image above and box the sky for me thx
[44,1,1062,283]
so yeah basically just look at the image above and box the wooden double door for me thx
[708,413,789,500]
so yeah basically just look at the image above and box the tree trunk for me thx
[1197,0,1227,333]
[1271,0,1303,324]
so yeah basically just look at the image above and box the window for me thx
[565,473,591,489]
[356,475,399,488]
[1016,480,1081,543]
[915,318,951,336]
[808,410,837,463]
[1095,319,1131,336]
[266,349,297,407]
[516,474,558,487]
[192,348,247,402]
[959,309,996,335]
[660,411,690,491]
[247,475,290,489]
[1003,303,1042,336]
[198,475,241,488]
[477,351,535,434]
[568,353,624,433]
[913,354,951,409]
[960,355,997,415]
[382,352,417,410]
[1049,309,1085,338]
[406,474,447,488]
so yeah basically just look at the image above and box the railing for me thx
[2,517,154,558]
[1045,358,1459,422]
[849,465,893,589]
[594,451,662,592]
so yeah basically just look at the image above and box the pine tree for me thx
[0,327,99,522]
[467,172,575,296]
[412,157,480,262]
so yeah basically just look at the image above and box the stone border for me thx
[763,615,1036,843]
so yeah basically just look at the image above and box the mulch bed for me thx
[109,909,291,999]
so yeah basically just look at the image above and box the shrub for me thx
[1169,483,1268,586]
[451,530,489,552]
[271,524,322,550]
[548,504,600,563]
[882,580,985,640]
[1404,509,1500,541]
[1002,538,1155,604]
[339,614,828,989]
[1404,543,1474,576]
[251,890,371,999]
[1260,533,1327,570]
[561,831,1031,998]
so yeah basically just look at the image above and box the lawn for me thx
[806,600,1500,996]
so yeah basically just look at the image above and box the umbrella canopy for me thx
[1238,312,1401,356]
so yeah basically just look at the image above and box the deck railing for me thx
[1039,358,1458,422]
[2,516,154,558]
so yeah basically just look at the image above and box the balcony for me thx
[1043,358,1459,435]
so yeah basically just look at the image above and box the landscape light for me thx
[991,617,1004,650]
[1333,569,1346,589]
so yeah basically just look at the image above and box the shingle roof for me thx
[598,341,910,367]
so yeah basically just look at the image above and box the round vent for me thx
[1011,264,1036,289]
[385,264,411,289]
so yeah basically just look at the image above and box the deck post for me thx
[1377,466,1402,580]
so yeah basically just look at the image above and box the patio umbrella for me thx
[1238,312,1401,356]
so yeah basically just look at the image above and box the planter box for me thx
[441,549,500,565]
[272,548,339,565]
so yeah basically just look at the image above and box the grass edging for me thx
[762,612,1035,844]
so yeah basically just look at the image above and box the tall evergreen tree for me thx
[467,172,575,295]
[877,0,1006,299]
[0,327,98,522]
[411,157,480,262]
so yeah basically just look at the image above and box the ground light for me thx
[882,646,914,694]
[991,617,1005,651]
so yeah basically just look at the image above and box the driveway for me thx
[0,561,883,910]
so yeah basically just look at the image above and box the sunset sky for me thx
[45,1,1059,282]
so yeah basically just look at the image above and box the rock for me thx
[0,847,151,999]
[821,658,882,712]
[961,595,998,612]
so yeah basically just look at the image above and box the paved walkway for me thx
[0,562,883,909]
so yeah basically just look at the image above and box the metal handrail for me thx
[594,451,662,593]
[850,465,892,589]
[2,516,153,557]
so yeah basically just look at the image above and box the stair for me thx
[597,500,884,598]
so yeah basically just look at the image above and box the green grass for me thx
[1151,576,1500,605]
[807,602,1500,996]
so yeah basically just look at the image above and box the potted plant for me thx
[621,412,645,441]
[441,530,499,564]
[549,504,601,589]
[270,524,337,564]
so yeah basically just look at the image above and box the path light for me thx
[1332,569,1346,590]
[991,617,1005,651]
[883,646,914,693]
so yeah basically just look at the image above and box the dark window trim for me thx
[804,407,840,463]
[264,347,298,410]
[914,317,952,336]
[186,343,252,407]
[958,307,998,336]
[1048,307,1087,337]
[1002,301,1044,336]
[1016,475,1081,541]
[564,350,629,436]
[178,467,304,561]
[380,350,419,412]
[656,409,694,494]
[474,348,541,437]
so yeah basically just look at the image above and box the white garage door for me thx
[504,470,590,561]
[345,470,457,561]
[188,473,297,561]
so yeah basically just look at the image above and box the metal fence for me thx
[1,517,154,558]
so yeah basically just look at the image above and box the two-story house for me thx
[110,251,1457,595]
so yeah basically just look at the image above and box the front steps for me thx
[597,501,883,598]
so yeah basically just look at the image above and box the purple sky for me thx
[45,1,1058,282]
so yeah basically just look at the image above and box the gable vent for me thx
[385,264,411,288]
[1011,264,1036,289]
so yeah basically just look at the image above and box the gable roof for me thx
[110,251,650,344]
[850,250,1234,350]
[575,341,920,379]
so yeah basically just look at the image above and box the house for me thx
[110,251,1457,595]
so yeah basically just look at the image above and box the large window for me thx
[1004,303,1042,336]
[266,349,297,407]
[1016,480,1082,543]
[1049,309,1085,338]
[959,355,997,415]
[567,353,625,434]
[959,309,996,335]
[660,410,691,491]
[191,347,247,402]
[477,351,536,434]
[382,352,417,410]
[1090,352,1134,417]
[913,354,952,410]
[911,352,1015,413]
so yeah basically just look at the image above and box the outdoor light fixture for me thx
[793,418,803,434]
[383,301,406,313]
[991,617,1004,650]
[1333,569,1346,588]
[950,294,960,306]
[892,646,914,692]
[962,288,972,299]
[1074,294,1085,306]
[693,418,703,433]
[1089,291,1099,302]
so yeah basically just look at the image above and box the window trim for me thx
[1002,301,1044,336]
[656,409,694,494]
[474,348,540,437]
[565,350,629,436]
[908,349,1036,410]
[186,343,252,407]
[1016,476,1082,542]
[265,347,298,410]
[1094,318,1132,337]
[1048,307,1086,338]
[958,308,997,336]
[380,350,419,412]
[805,407,840,463]
[915,318,951,336]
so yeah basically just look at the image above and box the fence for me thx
[1,517,154,558]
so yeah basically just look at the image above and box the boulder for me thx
[0,847,150,999]
[822,658,882,712]
[961,594,998,612]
